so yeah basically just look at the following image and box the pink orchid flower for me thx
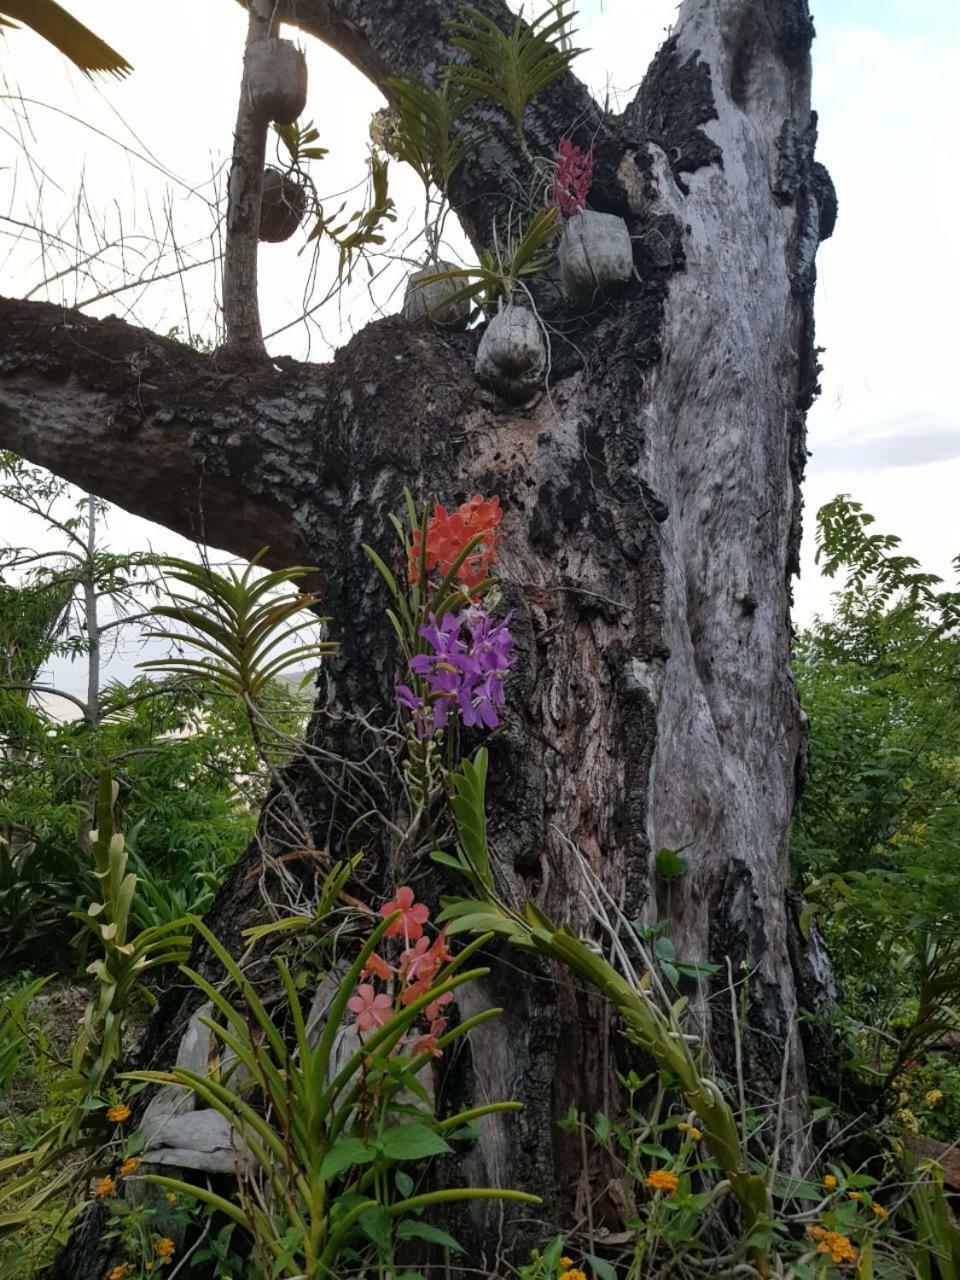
[380,886,430,940]
[347,983,393,1033]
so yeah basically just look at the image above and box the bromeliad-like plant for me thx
[415,205,561,315]
[125,876,538,1277]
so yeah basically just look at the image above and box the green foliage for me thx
[309,150,397,281]
[0,0,131,79]
[125,908,537,1278]
[904,1161,960,1280]
[274,118,329,168]
[385,78,475,193]
[0,976,50,1090]
[66,772,191,1118]
[445,3,583,140]
[141,551,333,704]
[793,496,960,1089]
[417,203,560,310]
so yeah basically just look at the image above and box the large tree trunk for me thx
[0,0,836,1267]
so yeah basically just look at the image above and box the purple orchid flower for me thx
[395,606,516,734]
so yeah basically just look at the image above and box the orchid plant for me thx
[365,491,516,784]
[124,863,537,1278]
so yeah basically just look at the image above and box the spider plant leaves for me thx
[445,2,583,138]
[140,552,335,703]
[0,0,132,78]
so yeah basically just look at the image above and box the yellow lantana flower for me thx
[924,1089,943,1107]
[872,1203,889,1220]
[154,1237,175,1264]
[808,1225,858,1265]
[645,1169,680,1194]
[94,1176,116,1198]
[823,1174,838,1189]
[106,1104,131,1124]
[118,1157,141,1177]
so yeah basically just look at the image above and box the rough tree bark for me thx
[0,0,836,1268]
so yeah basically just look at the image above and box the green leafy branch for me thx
[445,2,583,142]
[308,150,396,282]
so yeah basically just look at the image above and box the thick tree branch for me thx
[0,294,485,581]
[0,296,329,565]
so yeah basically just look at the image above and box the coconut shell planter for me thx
[559,209,633,306]
[248,38,308,125]
[476,303,545,400]
[259,168,308,243]
[402,263,469,330]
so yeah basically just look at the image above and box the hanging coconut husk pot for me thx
[476,302,545,400]
[402,262,469,329]
[559,209,633,306]
[248,39,307,125]
[258,168,308,243]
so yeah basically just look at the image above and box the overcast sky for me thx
[1,0,958,697]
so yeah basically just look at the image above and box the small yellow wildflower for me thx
[898,1091,910,1106]
[687,1126,703,1141]
[924,1089,943,1107]
[897,1108,919,1132]
[118,1157,141,1177]
[872,1202,889,1220]
[154,1238,175,1264]
[677,1121,689,1132]
[164,1192,178,1204]
[823,1174,838,1189]
[106,1104,131,1124]
[559,1270,587,1280]
[107,1265,131,1280]
[560,1262,573,1269]
[808,1225,858,1265]
[645,1169,680,1194]
[94,1176,117,1198]
[848,1191,863,1202]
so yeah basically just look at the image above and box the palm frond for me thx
[0,0,131,78]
